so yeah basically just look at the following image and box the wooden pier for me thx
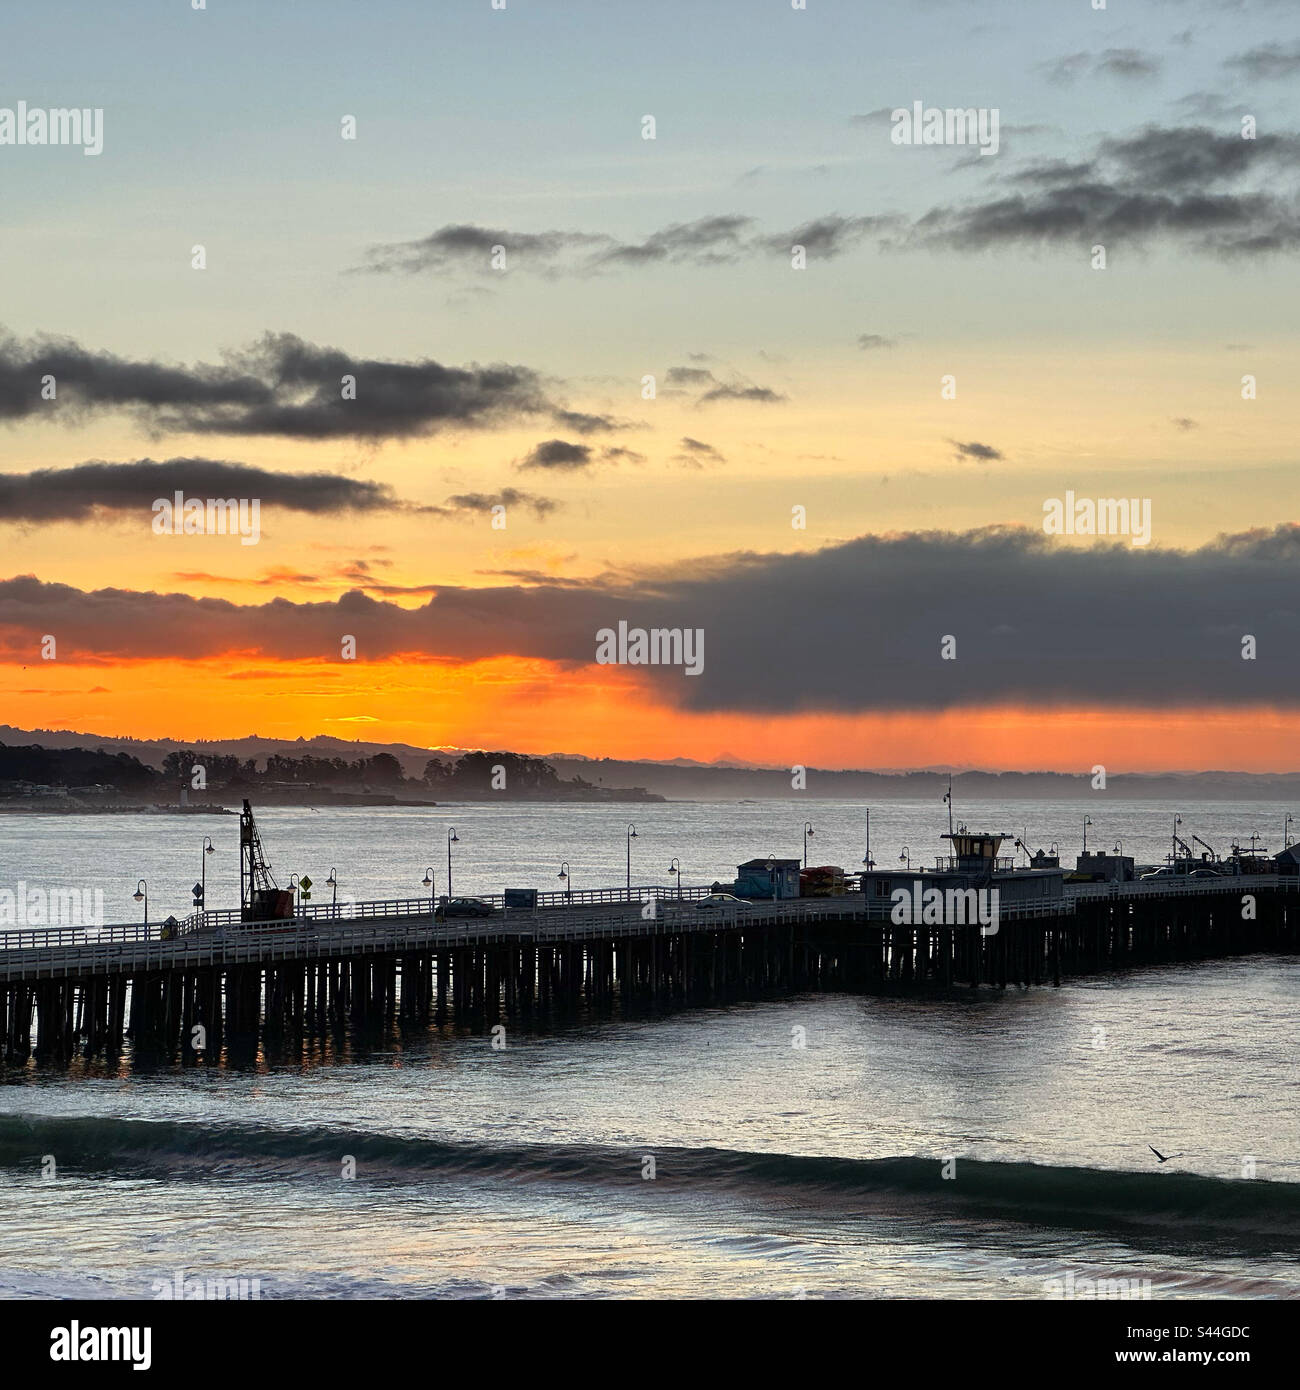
[2,878,1296,1062]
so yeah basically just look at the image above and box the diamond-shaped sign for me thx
[299,875,313,891]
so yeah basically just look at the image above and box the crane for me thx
[1192,834,1218,863]
[239,800,292,922]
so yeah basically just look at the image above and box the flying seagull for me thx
[1148,1145,1184,1163]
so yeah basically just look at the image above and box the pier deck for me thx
[2,877,1295,1060]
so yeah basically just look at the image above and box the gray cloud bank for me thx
[4,527,1299,711]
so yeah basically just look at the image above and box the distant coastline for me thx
[2,725,1299,804]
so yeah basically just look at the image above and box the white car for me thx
[695,893,752,910]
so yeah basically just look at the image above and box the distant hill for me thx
[3,726,1300,800]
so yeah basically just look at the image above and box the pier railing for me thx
[5,872,1295,960]
[176,882,717,932]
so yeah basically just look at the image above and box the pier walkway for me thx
[2,876,1296,1058]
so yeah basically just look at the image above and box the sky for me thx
[2,0,1299,770]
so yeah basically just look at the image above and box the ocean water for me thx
[1,801,1298,1299]
[0,796,1293,921]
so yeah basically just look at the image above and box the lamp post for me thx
[899,846,911,871]
[863,809,874,870]
[326,867,337,913]
[1284,814,1294,850]
[765,854,778,901]
[803,821,815,868]
[201,835,215,909]
[626,823,638,894]
[558,861,572,904]
[447,827,459,899]
[289,873,300,915]
[1113,840,1123,857]
[668,857,681,900]
[132,878,148,926]
[421,866,436,918]
[1172,814,1183,867]
[1083,816,1093,855]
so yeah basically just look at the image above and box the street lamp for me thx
[326,867,337,912]
[447,827,460,898]
[899,846,911,871]
[289,873,300,914]
[862,808,874,869]
[668,857,681,900]
[1284,814,1294,850]
[1173,813,1183,866]
[132,878,148,926]
[200,836,215,909]
[1113,840,1124,857]
[1083,816,1093,855]
[765,854,778,901]
[803,821,815,868]
[558,861,572,903]
[626,823,638,894]
[421,866,436,918]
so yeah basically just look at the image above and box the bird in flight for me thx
[1148,1145,1184,1163]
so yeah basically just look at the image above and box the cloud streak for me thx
[0,458,405,522]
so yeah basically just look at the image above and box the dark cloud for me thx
[364,216,755,277]
[665,366,717,387]
[440,488,557,520]
[674,436,726,466]
[517,439,593,471]
[762,214,899,258]
[600,446,646,464]
[906,125,1300,256]
[1225,42,1300,80]
[549,408,633,435]
[665,365,786,407]
[0,330,551,440]
[588,215,755,268]
[358,224,613,275]
[0,457,402,523]
[8,527,1300,712]
[697,383,786,405]
[950,440,1004,463]
[1043,49,1162,83]
[857,334,898,350]
[1173,417,1199,431]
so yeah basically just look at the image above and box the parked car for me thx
[695,893,752,910]
[1189,868,1226,879]
[436,896,496,918]
[1139,867,1176,880]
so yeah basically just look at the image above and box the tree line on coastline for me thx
[0,742,660,803]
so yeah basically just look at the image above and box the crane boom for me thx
[240,799,292,922]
